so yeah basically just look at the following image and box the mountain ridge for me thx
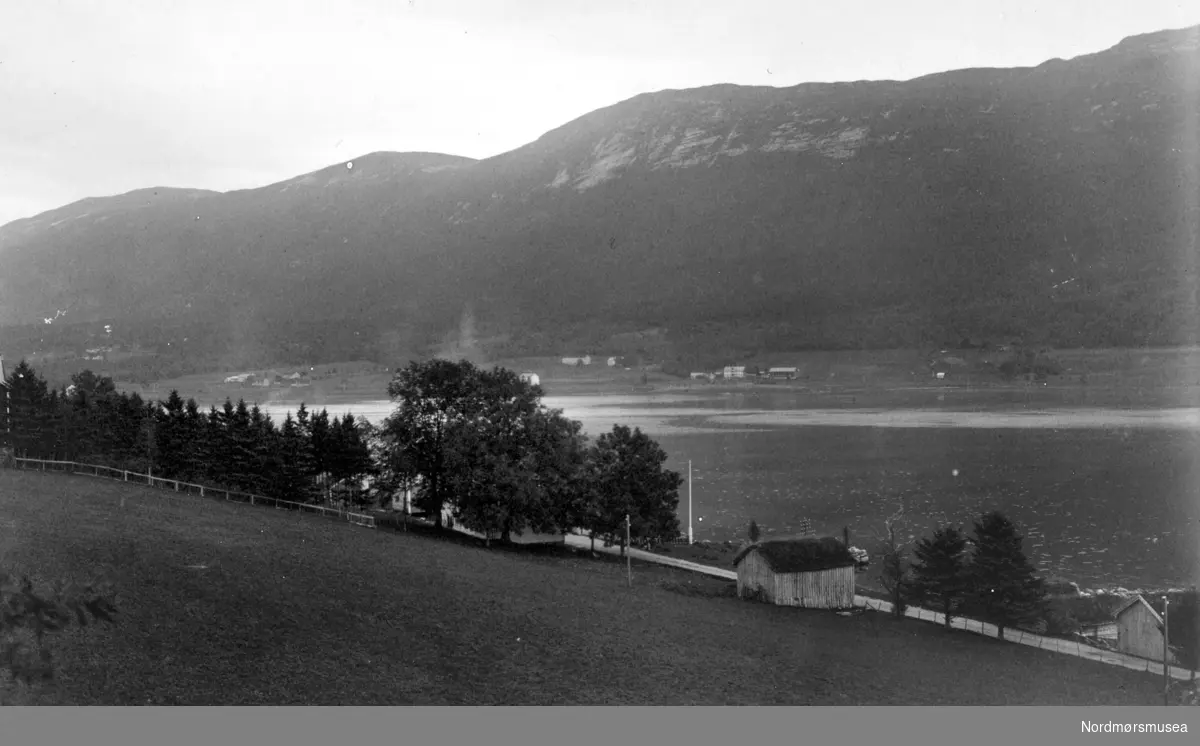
[1,25,1197,372]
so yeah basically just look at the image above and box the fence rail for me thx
[857,596,1198,682]
[7,457,376,530]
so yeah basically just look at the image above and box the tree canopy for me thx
[580,424,682,554]
[910,526,971,630]
[965,511,1047,640]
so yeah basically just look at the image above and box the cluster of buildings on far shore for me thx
[559,355,631,368]
[690,365,799,382]
[223,370,311,388]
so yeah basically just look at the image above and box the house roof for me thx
[733,535,856,574]
[1114,594,1165,629]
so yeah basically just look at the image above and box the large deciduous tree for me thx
[445,403,588,544]
[581,425,682,555]
[379,359,540,528]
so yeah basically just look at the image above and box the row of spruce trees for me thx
[1,361,374,505]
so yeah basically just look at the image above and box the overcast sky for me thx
[1,0,1197,227]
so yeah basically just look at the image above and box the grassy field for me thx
[0,470,1173,705]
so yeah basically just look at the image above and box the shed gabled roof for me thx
[733,535,856,574]
[1114,594,1165,629]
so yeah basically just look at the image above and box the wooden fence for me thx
[857,596,1198,682]
[7,457,376,529]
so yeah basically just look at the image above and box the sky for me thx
[1,0,1198,227]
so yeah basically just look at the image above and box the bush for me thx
[1043,604,1081,636]
[0,570,117,697]
[1044,576,1081,597]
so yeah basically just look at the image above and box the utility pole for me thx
[1163,595,1171,706]
[688,460,693,545]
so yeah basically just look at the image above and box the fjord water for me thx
[263,388,1200,592]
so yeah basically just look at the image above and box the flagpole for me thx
[688,460,693,545]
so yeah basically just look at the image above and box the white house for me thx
[723,365,746,379]
[561,356,592,366]
[440,504,566,545]
[519,372,540,386]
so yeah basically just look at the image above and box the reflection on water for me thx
[260,393,1200,591]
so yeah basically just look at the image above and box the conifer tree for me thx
[277,413,312,502]
[115,392,149,468]
[246,404,275,495]
[155,390,187,478]
[910,526,970,630]
[4,360,50,458]
[227,399,256,491]
[967,511,1047,640]
[309,408,332,499]
[294,403,320,501]
[181,398,205,481]
[332,414,375,508]
[201,404,226,486]
[42,389,65,461]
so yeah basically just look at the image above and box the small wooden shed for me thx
[733,536,858,609]
[1115,594,1177,664]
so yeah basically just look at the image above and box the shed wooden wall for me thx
[1081,622,1118,640]
[1117,602,1176,663]
[737,552,856,609]
[736,550,774,599]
